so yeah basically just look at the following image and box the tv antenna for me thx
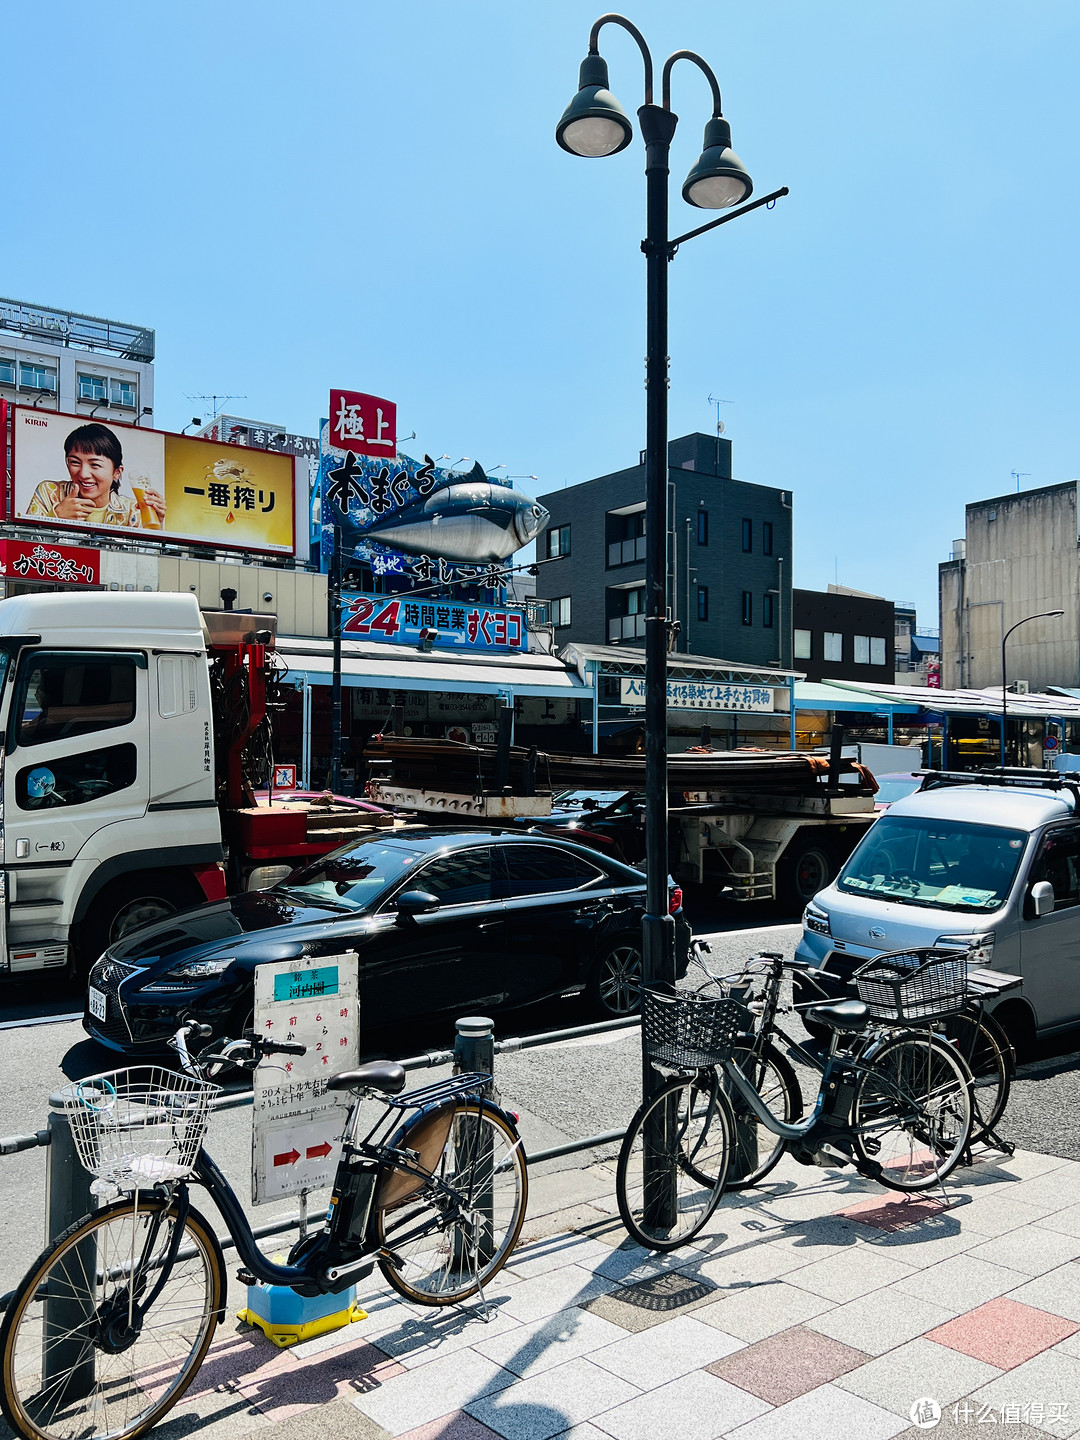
[707,393,733,472]
[185,393,247,421]
[1011,470,1030,493]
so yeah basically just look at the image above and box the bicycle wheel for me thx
[853,1033,973,1192]
[375,1102,527,1305]
[939,1010,1013,1145]
[722,1041,803,1190]
[616,1073,733,1251]
[1,1196,224,1440]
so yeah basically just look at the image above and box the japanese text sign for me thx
[330,389,396,457]
[0,539,99,585]
[620,678,777,712]
[342,589,525,651]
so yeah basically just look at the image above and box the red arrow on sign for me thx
[274,1149,300,1167]
[306,1141,333,1160]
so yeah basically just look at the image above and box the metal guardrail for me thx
[0,1010,641,1311]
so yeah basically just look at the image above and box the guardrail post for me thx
[43,1091,95,1398]
[453,1017,496,1268]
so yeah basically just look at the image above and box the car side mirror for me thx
[395,890,440,921]
[1031,880,1055,918]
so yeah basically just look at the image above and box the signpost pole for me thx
[331,523,343,793]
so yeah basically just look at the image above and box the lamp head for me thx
[556,53,633,157]
[682,115,753,209]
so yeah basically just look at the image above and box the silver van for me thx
[794,774,1080,1052]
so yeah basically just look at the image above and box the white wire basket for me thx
[59,1066,219,1192]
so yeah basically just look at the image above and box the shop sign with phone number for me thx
[342,589,525,651]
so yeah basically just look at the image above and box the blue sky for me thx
[4,1,1078,621]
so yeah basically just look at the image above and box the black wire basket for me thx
[854,948,970,1023]
[641,985,745,1069]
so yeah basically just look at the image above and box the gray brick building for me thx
[535,433,793,669]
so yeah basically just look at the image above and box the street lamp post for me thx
[1001,610,1064,766]
[557,14,785,1227]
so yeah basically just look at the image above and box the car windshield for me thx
[553,790,629,810]
[837,815,1027,912]
[278,840,422,911]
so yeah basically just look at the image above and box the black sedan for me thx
[84,828,691,1053]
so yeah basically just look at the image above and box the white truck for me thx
[0,590,383,978]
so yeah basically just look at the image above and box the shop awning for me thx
[794,681,920,714]
[806,679,1080,720]
[277,636,592,700]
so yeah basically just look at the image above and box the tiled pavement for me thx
[134,1147,1080,1440]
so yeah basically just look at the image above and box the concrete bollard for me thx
[43,1092,96,1397]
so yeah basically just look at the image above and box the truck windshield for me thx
[277,840,422,911]
[837,815,1027,912]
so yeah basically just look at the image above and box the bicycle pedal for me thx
[236,1270,259,1286]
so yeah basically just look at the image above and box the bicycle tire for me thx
[722,1041,804,1191]
[852,1033,973,1192]
[1,1195,224,1440]
[939,1010,1013,1145]
[375,1101,527,1305]
[616,1073,733,1251]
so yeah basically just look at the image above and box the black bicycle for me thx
[0,1023,528,1440]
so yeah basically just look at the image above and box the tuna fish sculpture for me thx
[353,462,550,564]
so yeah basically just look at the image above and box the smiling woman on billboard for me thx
[25,422,166,529]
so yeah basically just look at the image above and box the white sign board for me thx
[251,953,359,1205]
[620,678,777,712]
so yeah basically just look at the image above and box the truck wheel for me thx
[77,878,197,975]
[586,936,644,1018]
[776,838,835,912]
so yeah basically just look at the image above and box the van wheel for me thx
[776,838,835,912]
[993,1001,1038,1063]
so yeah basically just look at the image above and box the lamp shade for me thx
[556,52,633,157]
[681,116,753,209]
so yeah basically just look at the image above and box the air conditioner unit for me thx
[1014,680,1030,695]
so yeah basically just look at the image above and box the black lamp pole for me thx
[1000,609,1064,767]
[557,14,786,1233]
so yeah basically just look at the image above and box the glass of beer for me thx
[131,485,162,530]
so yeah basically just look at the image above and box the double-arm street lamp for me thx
[1001,610,1064,766]
[556,14,786,1006]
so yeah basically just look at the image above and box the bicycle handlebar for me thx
[169,1021,309,1079]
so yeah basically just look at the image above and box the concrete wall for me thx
[156,556,328,637]
[938,482,1079,690]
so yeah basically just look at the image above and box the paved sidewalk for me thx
[96,1143,1080,1440]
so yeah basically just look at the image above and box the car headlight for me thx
[157,956,236,983]
[936,931,995,966]
[804,902,831,937]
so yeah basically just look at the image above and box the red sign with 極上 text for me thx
[0,539,99,586]
[329,390,396,457]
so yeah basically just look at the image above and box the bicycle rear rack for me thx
[384,1072,491,1111]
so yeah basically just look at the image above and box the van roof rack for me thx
[917,767,1080,807]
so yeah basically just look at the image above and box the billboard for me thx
[342,590,525,651]
[0,539,99,586]
[12,407,295,555]
[329,390,396,456]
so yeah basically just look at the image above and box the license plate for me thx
[88,987,107,1022]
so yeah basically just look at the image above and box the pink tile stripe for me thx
[926,1297,1080,1370]
[835,1193,946,1232]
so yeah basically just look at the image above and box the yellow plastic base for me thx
[237,1301,367,1349]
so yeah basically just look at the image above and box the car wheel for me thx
[587,936,644,1018]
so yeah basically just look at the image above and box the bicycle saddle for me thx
[327,1061,407,1094]
[802,998,869,1031]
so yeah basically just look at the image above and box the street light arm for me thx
[667,185,789,250]
[661,50,722,116]
[589,13,654,102]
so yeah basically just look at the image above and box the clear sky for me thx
[4,1,1077,623]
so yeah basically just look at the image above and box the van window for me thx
[837,815,1027,913]
[1030,830,1080,911]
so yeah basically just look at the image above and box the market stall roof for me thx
[277,635,591,699]
[819,679,1080,719]
[794,680,920,714]
[560,642,801,688]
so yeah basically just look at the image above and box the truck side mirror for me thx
[395,890,440,921]
[1031,880,1055,918]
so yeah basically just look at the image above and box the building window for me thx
[698,586,709,622]
[762,521,773,556]
[550,596,571,628]
[546,524,571,560]
[608,585,646,641]
[824,632,843,662]
[741,591,753,626]
[0,357,14,386]
[697,510,709,545]
[110,378,136,409]
[763,593,774,628]
[854,635,870,665]
[20,362,56,392]
[870,636,887,666]
[607,510,646,567]
[741,518,752,553]
[794,628,812,659]
[78,373,107,403]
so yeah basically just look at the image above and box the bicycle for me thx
[0,1023,528,1440]
[616,950,974,1251]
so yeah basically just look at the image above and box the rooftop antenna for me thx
[1011,470,1030,494]
[185,393,247,422]
[707,393,733,474]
